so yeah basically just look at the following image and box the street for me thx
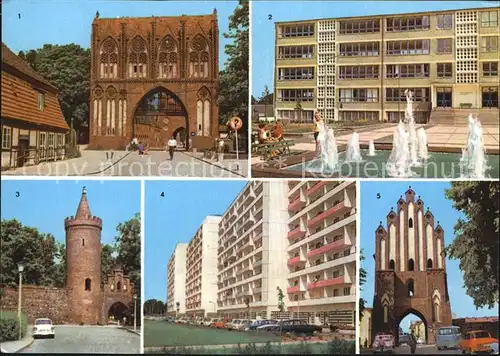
[361,345,462,354]
[3,150,248,177]
[20,325,140,354]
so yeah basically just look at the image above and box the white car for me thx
[417,339,424,345]
[234,319,251,331]
[33,318,55,339]
[225,319,241,330]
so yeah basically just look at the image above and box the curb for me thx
[120,327,141,336]
[16,337,34,353]
[181,151,246,178]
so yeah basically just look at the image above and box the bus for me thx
[436,326,462,350]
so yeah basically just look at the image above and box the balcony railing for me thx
[254,259,263,267]
[307,202,345,227]
[307,238,346,258]
[287,256,306,266]
[307,276,345,290]
[288,197,305,212]
[287,285,303,294]
[306,181,327,196]
[288,226,306,240]
[253,287,262,294]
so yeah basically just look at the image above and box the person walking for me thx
[409,329,417,354]
[167,136,177,160]
[138,142,144,157]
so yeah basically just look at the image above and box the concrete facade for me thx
[370,187,452,345]
[274,6,499,125]
[286,181,357,326]
[89,11,220,150]
[184,215,221,317]
[216,181,290,320]
[166,243,187,316]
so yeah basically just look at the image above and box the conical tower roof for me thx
[75,186,92,219]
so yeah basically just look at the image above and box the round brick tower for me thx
[65,186,103,324]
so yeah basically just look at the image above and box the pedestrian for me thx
[167,136,177,160]
[138,142,144,157]
[409,330,417,354]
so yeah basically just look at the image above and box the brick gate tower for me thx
[65,187,103,324]
[371,187,452,344]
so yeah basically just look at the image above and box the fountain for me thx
[386,121,413,177]
[345,132,363,162]
[317,122,339,171]
[460,114,486,178]
[368,140,376,156]
[416,128,429,161]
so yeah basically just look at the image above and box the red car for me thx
[373,333,395,353]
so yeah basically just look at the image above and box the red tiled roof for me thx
[454,317,499,323]
[1,43,69,130]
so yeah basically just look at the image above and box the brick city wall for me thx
[0,285,71,324]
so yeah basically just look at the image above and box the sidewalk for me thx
[0,328,34,353]
[119,326,141,336]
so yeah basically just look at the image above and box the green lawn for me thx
[144,320,280,347]
[150,343,335,354]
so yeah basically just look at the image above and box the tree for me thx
[359,249,367,321]
[115,213,141,325]
[0,219,65,288]
[218,0,249,125]
[19,44,91,130]
[444,181,499,309]
[244,297,251,319]
[101,244,116,287]
[276,287,285,340]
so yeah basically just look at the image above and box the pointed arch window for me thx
[427,258,433,269]
[197,87,211,136]
[100,38,118,79]
[158,36,178,79]
[383,305,388,323]
[389,259,395,270]
[408,218,414,228]
[408,258,415,271]
[117,281,122,291]
[85,278,91,291]
[189,35,209,78]
[129,36,148,78]
[408,279,414,297]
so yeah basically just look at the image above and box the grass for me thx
[144,320,280,347]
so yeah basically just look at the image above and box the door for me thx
[436,87,452,107]
[482,87,499,108]
[17,138,29,167]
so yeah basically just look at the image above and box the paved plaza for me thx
[20,325,140,354]
[3,150,248,177]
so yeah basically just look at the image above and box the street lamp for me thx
[133,294,138,332]
[18,263,24,341]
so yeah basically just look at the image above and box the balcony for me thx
[287,256,306,266]
[288,197,305,212]
[288,226,306,240]
[236,289,251,298]
[307,181,327,196]
[307,238,346,258]
[307,202,345,227]
[236,240,254,254]
[307,276,345,290]
[253,287,262,294]
[235,265,251,276]
[253,259,263,267]
[287,285,304,294]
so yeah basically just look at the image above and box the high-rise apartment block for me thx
[166,243,188,316]
[166,181,358,325]
[274,7,499,124]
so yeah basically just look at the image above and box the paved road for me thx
[3,150,248,177]
[361,345,461,354]
[20,326,140,354]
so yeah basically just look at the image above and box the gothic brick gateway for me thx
[89,11,220,150]
[370,187,452,345]
[0,188,135,325]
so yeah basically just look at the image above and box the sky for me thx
[0,179,141,247]
[251,0,500,98]
[360,181,499,332]
[144,180,247,301]
[2,0,240,70]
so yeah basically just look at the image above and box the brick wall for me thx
[0,285,71,324]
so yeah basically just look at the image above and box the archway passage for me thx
[133,87,189,149]
[108,302,129,324]
[172,127,187,150]
[397,309,428,347]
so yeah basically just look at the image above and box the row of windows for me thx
[1,127,64,152]
[277,89,314,102]
[100,62,207,79]
[279,23,315,38]
[338,10,498,34]
[338,65,379,79]
[339,88,379,102]
[278,67,315,80]
[278,37,498,60]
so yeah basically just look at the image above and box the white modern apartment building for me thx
[185,215,221,317]
[166,243,188,316]
[216,181,290,320]
[286,180,357,326]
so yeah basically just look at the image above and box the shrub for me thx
[0,311,28,342]
[65,144,82,159]
[327,339,356,354]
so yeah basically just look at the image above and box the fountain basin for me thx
[285,149,499,178]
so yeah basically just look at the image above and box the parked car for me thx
[33,318,55,339]
[417,338,424,345]
[226,319,242,330]
[234,319,253,331]
[490,342,499,354]
[459,330,498,354]
[211,320,226,329]
[177,317,188,324]
[399,333,409,345]
[203,318,219,327]
[436,326,461,350]
[195,317,205,325]
[247,319,277,331]
[372,333,395,353]
[261,319,321,336]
